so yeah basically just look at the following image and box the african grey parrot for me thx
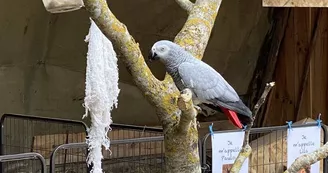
[148,40,252,129]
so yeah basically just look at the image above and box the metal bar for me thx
[110,123,163,132]
[320,124,328,172]
[0,114,4,172]
[63,130,69,173]
[0,152,46,173]
[1,114,88,131]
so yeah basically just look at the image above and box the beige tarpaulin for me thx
[42,0,84,13]
[263,0,328,7]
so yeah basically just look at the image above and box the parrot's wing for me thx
[178,61,252,117]
[178,61,239,103]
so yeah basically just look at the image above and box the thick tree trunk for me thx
[162,89,201,172]
[165,120,200,172]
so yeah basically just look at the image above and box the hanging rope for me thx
[83,19,120,173]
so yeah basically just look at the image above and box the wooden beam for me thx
[263,0,328,7]
[247,8,290,126]
[295,9,322,121]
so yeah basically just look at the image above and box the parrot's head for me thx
[148,40,188,65]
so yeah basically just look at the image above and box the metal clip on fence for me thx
[316,113,322,128]
[286,121,293,131]
[242,124,247,131]
[209,123,214,136]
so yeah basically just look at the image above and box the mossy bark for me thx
[83,0,222,172]
[165,121,200,172]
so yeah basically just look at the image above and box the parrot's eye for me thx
[160,47,165,52]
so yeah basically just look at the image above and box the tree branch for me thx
[83,0,159,94]
[83,0,182,128]
[174,0,222,59]
[80,0,222,172]
[83,0,159,91]
[175,0,194,13]
[252,82,276,121]
[164,0,223,81]
[285,142,328,173]
[230,82,275,173]
[176,89,197,134]
[84,0,223,131]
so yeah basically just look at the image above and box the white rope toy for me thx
[83,19,120,173]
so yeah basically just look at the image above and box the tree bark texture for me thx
[83,0,222,172]
[285,142,328,173]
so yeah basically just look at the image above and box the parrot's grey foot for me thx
[194,105,202,113]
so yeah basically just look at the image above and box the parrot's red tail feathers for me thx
[220,107,243,129]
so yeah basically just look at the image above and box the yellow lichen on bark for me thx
[229,145,252,173]
[84,0,160,95]
[174,0,222,59]
[84,0,181,128]
[164,0,222,81]
[176,89,197,134]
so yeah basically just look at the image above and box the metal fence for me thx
[0,113,165,173]
[0,152,46,173]
[200,123,328,173]
[104,124,164,173]
[50,136,165,173]
[3,113,328,173]
[49,123,164,173]
[0,114,88,172]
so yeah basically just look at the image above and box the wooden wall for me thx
[263,8,328,126]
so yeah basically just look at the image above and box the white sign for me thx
[287,126,321,173]
[211,131,248,173]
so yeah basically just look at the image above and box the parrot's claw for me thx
[194,105,202,113]
[199,111,209,117]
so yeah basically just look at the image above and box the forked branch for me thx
[84,0,223,129]
[164,0,223,82]
[83,0,161,97]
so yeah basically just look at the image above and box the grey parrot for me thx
[148,40,252,129]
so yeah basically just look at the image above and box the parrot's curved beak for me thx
[147,50,158,63]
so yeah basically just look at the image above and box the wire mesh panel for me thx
[52,128,164,172]
[103,137,165,173]
[50,136,165,173]
[0,114,88,172]
[0,152,46,173]
[248,128,287,173]
[105,124,164,172]
[48,123,164,172]
[50,143,88,173]
[200,123,328,173]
